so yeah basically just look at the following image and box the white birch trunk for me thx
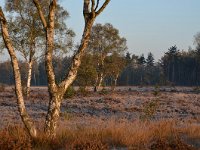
[26,60,33,97]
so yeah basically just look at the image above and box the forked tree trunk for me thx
[0,8,37,138]
[33,0,111,138]
[44,19,95,136]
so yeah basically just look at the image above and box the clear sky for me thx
[1,0,200,60]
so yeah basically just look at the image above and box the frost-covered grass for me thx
[0,86,200,149]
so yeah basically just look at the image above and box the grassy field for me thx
[0,86,200,149]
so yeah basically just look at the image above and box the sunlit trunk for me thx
[26,60,33,97]
[44,93,62,137]
[97,72,103,88]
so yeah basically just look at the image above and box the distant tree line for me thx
[1,43,200,87]
[119,45,200,86]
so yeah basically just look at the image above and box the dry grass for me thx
[181,124,200,138]
[0,120,198,150]
[0,126,32,149]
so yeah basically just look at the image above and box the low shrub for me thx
[0,84,5,92]
[77,86,89,96]
[140,99,160,121]
[64,86,76,98]
[192,86,200,93]
[99,88,109,95]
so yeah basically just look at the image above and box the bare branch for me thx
[95,0,100,11]
[91,0,96,17]
[91,0,95,12]
[0,7,6,22]
[96,0,111,16]
[83,0,90,21]
[33,0,47,29]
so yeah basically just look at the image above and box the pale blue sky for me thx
[1,0,200,60]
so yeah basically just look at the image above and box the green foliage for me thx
[64,86,76,99]
[76,53,97,87]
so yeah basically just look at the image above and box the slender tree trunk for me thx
[0,8,37,138]
[26,59,33,97]
[94,75,99,92]
[97,72,103,88]
[94,55,106,92]
[114,74,119,87]
[112,74,119,91]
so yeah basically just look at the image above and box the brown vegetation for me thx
[0,120,199,150]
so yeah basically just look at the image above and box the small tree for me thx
[0,0,111,138]
[104,52,125,90]
[146,52,154,67]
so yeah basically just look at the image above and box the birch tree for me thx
[104,52,126,90]
[87,23,127,91]
[0,0,111,138]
